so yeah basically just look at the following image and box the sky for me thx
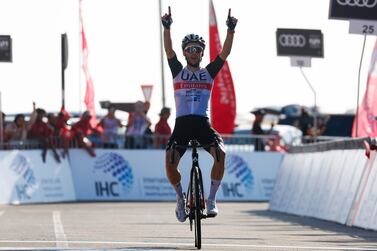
[0,0,376,127]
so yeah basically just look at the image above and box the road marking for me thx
[0,240,377,251]
[0,211,3,217]
[52,211,68,248]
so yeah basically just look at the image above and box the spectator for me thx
[72,111,97,157]
[298,107,312,136]
[154,107,171,149]
[97,104,123,148]
[29,108,61,163]
[48,108,73,158]
[5,102,36,143]
[251,109,267,152]
[143,101,154,148]
[125,101,152,149]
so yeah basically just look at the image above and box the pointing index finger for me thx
[228,8,231,18]
[168,6,171,16]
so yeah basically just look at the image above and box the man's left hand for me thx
[226,8,238,31]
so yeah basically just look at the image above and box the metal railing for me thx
[0,134,345,152]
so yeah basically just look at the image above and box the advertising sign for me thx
[0,150,76,204]
[69,149,282,201]
[276,29,324,58]
[329,0,377,21]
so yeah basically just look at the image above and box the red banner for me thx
[352,38,377,137]
[209,0,236,134]
[80,0,97,127]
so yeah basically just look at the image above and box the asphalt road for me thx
[0,202,376,251]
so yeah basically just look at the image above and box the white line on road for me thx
[0,240,377,251]
[52,211,68,248]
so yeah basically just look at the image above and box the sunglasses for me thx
[184,46,203,54]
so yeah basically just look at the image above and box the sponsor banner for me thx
[218,152,283,201]
[69,149,173,201]
[276,28,324,58]
[0,150,76,204]
[329,0,377,21]
[69,149,282,201]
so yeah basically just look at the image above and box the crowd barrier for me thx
[269,138,377,231]
[0,148,283,204]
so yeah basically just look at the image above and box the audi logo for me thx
[336,0,377,8]
[278,34,306,47]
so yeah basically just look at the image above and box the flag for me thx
[209,0,236,134]
[352,38,377,137]
[80,0,97,127]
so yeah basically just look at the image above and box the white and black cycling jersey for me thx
[168,55,225,118]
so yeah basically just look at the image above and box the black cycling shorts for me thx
[166,115,224,157]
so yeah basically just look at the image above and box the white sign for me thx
[69,149,282,201]
[290,57,312,67]
[349,20,377,35]
[0,150,76,204]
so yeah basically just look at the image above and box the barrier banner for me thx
[0,150,76,204]
[69,149,282,201]
[351,151,377,230]
[297,152,322,216]
[218,152,283,201]
[269,154,295,212]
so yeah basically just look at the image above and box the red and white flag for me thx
[352,38,377,137]
[209,0,236,134]
[80,0,97,127]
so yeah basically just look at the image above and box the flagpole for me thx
[299,67,317,141]
[158,0,166,107]
[355,34,368,137]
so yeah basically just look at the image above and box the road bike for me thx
[170,139,220,249]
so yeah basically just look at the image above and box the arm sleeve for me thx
[168,55,183,79]
[206,55,225,79]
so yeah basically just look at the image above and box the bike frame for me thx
[170,139,219,250]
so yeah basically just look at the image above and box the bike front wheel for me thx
[193,166,202,249]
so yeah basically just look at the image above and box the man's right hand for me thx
[161,6,172,29]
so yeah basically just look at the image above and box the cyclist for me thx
[161,6,237,222]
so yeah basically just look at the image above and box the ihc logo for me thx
[94,152,134,192]
[9,154,38,200]
[224,154,254,196]
[278,34,306,47]
[336,0,377,8]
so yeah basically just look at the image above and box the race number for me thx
[349,20,377,35]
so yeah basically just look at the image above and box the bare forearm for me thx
[219,31,234,61]
[163,29,175,59]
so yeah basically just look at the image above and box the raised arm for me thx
[161,6,175,59]
[219,9,238,61]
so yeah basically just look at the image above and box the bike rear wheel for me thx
[193,166,202,249]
